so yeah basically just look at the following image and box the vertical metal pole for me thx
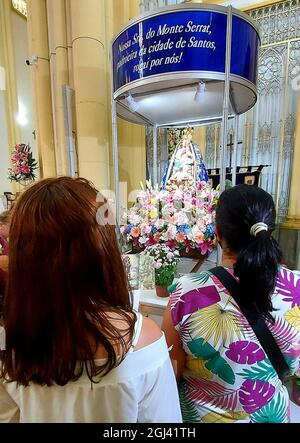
[111,45,120,227]
[232,114,239,187]
[218,5,233,265]
[112,98,120,226]
[153,125,158,186]
[220,5,233,194]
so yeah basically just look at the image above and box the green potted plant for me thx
[143,244,179,297]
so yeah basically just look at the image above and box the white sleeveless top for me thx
[0,314,182,423]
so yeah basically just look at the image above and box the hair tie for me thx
[250,222,268,237]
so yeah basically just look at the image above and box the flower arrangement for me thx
[8,143,38,184]
[121,180,219,257]
[143,244,179,287]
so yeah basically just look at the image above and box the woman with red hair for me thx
[0,177,181,423]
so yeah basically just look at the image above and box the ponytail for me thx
[215,185,283,321]
[234,232,282,321]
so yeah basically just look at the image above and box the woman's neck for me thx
[221,250,237,268]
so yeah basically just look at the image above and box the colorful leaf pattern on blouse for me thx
[225,341,266,364]
[178,380,199,423]
[186,356,213,380]
[237,359,276,382]
[276,268,300,307]
[172,285,221,325]
[284,306,300,331]
[250,389,289,423]
[187,338,235,384]
[239,379,276,414]
[185,377,240,410]
[170,269,300,423]
[188,304,242,346]
[188,271,211,286]
[169,280,183,309]
[268,316,300,351]
[201,410,249,423]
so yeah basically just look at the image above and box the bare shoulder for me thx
[135,316,163,350]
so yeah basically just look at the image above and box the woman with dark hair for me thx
[0,177,181,423]
[163,184,300,423]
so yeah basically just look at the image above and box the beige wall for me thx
[0,1,36,197]
[24,0,146,199]
[106,0,146,205]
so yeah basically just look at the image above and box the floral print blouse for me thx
[170,266,300,423]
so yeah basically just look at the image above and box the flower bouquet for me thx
[121,180,219,259]
[143,244,179,297]
[8,143,38,185]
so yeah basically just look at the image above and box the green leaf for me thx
[250,390,289,423]
[187,338,216,360]
[205,354,235,385]
[188,271,211,285]
[187,338,235,385]
[178,379,199,423]
[237,359,276,382]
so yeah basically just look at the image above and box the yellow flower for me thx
[150,209,158,220]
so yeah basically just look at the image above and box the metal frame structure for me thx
[111,4,256,227]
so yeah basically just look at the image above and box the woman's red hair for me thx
[0,177,134,386]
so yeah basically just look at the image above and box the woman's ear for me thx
[215,225,221,243]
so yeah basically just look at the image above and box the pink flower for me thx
[165,194,174,204]
[185,239,191,253]
[130,227,140,238]
[200,241,213,255]
[176,232,185,243]
[146,237,156,247]
[167,226,177,240]
[198,219,206,229]
[194,232,205,245]
[155,219,165,229]
[21,165,30,174]
[141,224,151,235]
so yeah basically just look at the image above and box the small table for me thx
[133,289,169,327]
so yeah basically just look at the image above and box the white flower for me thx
[174,211,189,226]
[167,252,173,260]
[139,236,147,245]
[128,214,141,225]
[155,218,165,229]
[154,262,162,269]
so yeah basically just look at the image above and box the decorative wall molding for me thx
[11,0,27,19]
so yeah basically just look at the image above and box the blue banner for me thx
[112,10,259,93]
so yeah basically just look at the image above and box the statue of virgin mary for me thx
[161,131,208,192]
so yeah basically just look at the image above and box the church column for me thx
[26,0,57,178]
[68,0,109,191]
[106,0,146,203]
[46,0,69,176]
[279,96,300,269]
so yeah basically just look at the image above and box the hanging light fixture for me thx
[194,81,206,102]
[126,93,140,113]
